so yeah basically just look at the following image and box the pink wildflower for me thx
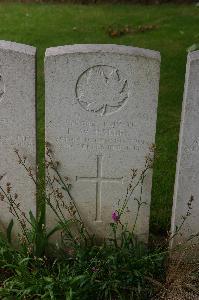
[91,267,99,272]
[112,211,120,223]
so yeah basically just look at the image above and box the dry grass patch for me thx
[154,241,199,300]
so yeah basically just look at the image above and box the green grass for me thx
[0,3,198,236]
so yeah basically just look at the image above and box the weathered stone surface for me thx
[171,51,199,246]
[45,44,160,241]
[0,41,36,238]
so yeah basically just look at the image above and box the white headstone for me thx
[0,41,36,238]
[45,44,160,241]
[171,51,199,246]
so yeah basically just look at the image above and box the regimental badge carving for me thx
[76,65,129,116]
[0,74,5,101]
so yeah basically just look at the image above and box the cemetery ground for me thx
[0,3,198,236]
[0,3,199,299]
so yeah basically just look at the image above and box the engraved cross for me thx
[76,155,123,222]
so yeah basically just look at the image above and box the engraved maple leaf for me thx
[78,67,128,115]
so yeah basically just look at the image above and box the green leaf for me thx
[6,219,14,244]
[19,257,31,265]
[29,211,36,227]
[43,276,53,283]
[47,224,61,239]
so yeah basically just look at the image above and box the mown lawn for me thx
[0,3,198,236]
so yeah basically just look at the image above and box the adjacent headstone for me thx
[45,44,160,241]
[0,41,36,238]
[171,51,199,246]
